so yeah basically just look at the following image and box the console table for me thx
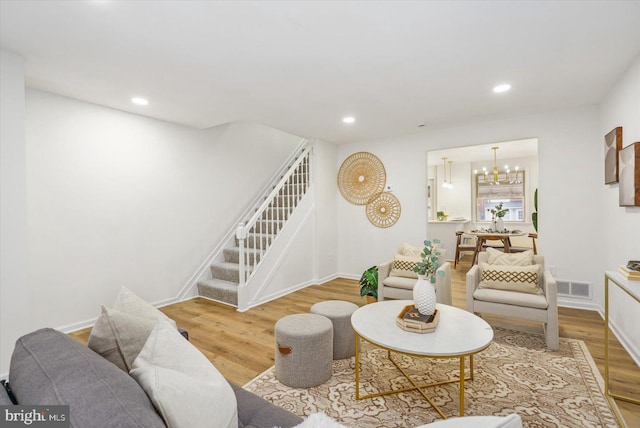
[604,271,640,428]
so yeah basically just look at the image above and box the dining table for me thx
[464,230,527,265]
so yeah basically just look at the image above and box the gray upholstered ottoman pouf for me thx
[274,313,333,388]
[310,300,359,360]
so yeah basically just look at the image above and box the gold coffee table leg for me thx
[355,333,361,399]
[459,357,465,416]
[354,335,477,419]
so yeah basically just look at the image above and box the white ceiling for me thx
[2,1,640,145]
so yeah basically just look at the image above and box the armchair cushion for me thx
[486,248,533,266]
[478,263,542,295]
[473,288,549,309]
[382,275,416,290]
[390,254,421,278]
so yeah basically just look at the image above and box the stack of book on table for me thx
[619,266,640,281]
[396,305,439,333]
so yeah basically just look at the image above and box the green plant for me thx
[490,203,508,220]
[413,240,441,283]
[532,188,538,232]
[359,265,378,298]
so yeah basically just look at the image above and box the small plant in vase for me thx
[412,240,441,315]
[359,265,378,304]
[490,203,508,232]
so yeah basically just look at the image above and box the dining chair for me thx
[508,232,538,255]
[454,231,476,269]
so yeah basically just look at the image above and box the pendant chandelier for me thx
[491,146,499,183]
[442,157,454,188]
[481,146,520,185]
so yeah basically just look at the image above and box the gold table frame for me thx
[354,332,489,419]
[604,272,640,428]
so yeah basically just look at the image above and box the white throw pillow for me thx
[101,306,160,371]
[293,412,348,428]
[87,286,178,371]
[415,414,522,428]
[486,248,533,266]
[130,318,238,428]
[399,242,423,258]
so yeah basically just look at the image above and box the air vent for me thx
[557,281,570,295]
[557,280,592,300]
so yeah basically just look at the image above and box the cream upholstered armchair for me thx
[466,249,558,350]
[378,243,452,305]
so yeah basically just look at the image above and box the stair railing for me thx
[236,145,312,285]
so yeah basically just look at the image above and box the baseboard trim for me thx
[595,308,640,368]
[335,272,359,281]
[557,299,600,312]
[57,317,98,334]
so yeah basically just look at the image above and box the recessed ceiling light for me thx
[131,97,149,106]
[493,84,511,93]
[342,116,355,124]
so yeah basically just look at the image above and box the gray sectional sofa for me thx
[1,328,303,428]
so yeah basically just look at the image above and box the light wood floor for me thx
[69,255,639,426]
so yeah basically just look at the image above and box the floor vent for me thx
[557,280,592,299]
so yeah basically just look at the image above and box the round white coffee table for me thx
[351,300,493,419]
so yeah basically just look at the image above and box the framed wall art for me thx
[604,127,622,184]
[619,142,640,207]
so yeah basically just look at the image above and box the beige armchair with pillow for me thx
[378,243,452,305]
[466,248,558,350]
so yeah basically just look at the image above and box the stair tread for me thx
[212,261,242,269]
[212,261,255,271]
[225,247,262,254]
[197,279,238,307]
[198,278,238,289]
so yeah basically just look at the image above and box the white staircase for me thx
[197,141,312,309]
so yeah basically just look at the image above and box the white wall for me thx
[599,56,640,362]
[23,90,302,332]
[312,139,339,281]
[0,50,29,374]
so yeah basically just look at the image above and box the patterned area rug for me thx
[243,328,618,427]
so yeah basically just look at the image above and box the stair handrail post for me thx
[236,222,247,285]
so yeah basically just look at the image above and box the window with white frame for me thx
[476,171,525,222]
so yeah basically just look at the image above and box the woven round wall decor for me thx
[337,152,386,205]
[366,192,401,228]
